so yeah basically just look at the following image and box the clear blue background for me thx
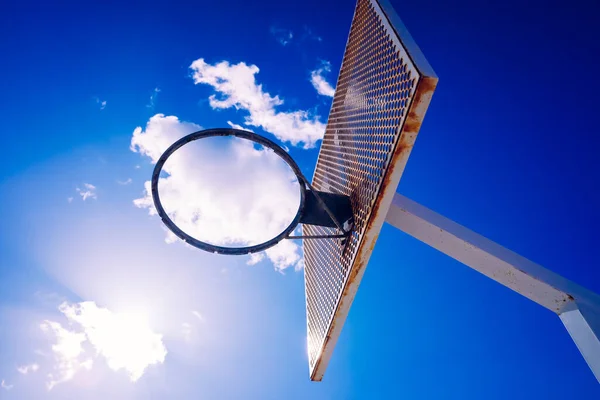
[1,0,599,398]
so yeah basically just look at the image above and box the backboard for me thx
[303,0,438,381]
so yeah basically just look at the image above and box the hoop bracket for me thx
[299,189,353,230]
[151,128,354,255]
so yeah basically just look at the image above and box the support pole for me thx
[385,193,600,382]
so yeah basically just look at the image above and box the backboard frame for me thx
[304,0,438,381]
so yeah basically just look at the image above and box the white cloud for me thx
[295,258,305,272]
[17,363,40,375]
[94,97,107,110]
[310,61,335,97]
[301,26,322,43]
[147,87,160,109]
[41,301,167,389]
[270,27,293,46]
[189,58,326,148]
[131,114,201,164]
[67,197,73,203]
[264,240,301,272]
[1,380,13,391]
[131,114,303,271]
[59,302,167,381]
[117,178,133,185]
[80,359,93,370]
[76,183,97,201]
[191,310,204,322]
[41,320,89,390]
[182,310,205,341]
[227,120,254,132]
[247,253,264,265]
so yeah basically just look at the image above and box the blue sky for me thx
[1,0,600,398]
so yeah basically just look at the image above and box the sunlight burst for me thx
[42,301,167,389]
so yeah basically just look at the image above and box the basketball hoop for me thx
[151,128,353,255]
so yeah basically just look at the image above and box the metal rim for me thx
[151,128,307,255]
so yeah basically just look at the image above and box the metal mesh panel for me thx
[303,0,433,379]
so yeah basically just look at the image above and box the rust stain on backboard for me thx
[404,77,438,134]
[352,74,438,272]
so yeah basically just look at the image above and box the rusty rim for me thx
[151,128,307,255]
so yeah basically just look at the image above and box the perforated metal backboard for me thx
[303,0,438,381]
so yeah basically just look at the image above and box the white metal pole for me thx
[385,192,600,382]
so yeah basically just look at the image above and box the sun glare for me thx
[43,302,167,388]
[84,311,167,381]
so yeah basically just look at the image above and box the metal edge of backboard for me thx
[376,0,438,79]
[309,0,439,381]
